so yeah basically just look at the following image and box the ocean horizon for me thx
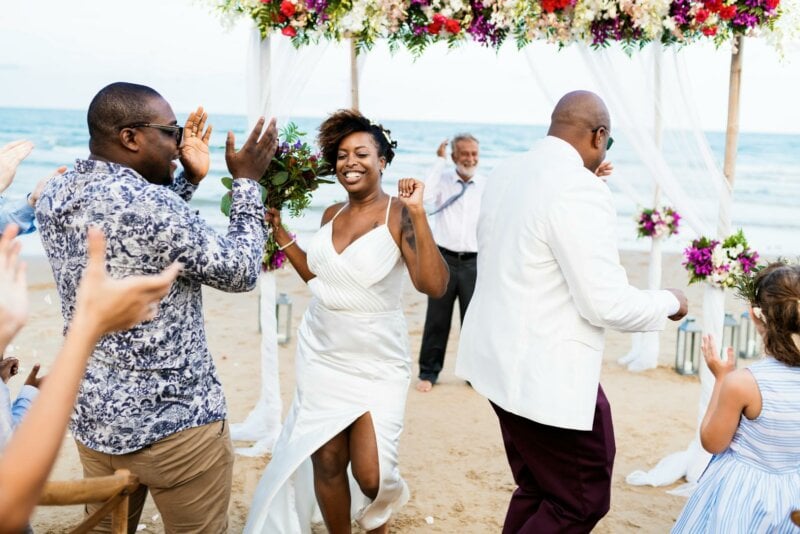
[3,106,799,258]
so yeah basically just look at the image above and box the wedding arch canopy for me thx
[211,0,792,488]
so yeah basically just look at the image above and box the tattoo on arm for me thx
[401,207,416,252]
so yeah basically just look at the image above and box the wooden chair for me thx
[791,510,800,527]
[38,469,139,534]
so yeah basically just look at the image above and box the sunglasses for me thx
[121,122,183,145]
[591,126,614,150]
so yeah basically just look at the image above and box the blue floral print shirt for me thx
[35,159,266,454]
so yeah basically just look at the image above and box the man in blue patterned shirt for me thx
[35,82,278,532]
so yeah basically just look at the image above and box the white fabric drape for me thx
[232,29,330,456]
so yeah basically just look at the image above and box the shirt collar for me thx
[537,136,585,168]
[75,158,145,182]
[450,169,478,185]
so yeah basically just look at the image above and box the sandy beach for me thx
[16,249,748,533]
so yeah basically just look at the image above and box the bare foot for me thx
[415,380,433,393]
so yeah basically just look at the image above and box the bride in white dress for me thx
[245,110,449,534]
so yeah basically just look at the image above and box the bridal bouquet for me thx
[636,206,681,239]
[220,122,332,270]
[683,229,759,289]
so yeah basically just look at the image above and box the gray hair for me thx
[451,133,479,152]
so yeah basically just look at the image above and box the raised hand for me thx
[702,334,736,379]
[0,357,19,383]
[0,225,29,352]
[397,178,425,212]
[0,140,34,195]
[28,166,67,207]
[225,117,278,180]
[180,106,213,185]
[24,363,44,388]
[72,228,182,337]
[436,139,448,158]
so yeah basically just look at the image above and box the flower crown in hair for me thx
[370,120,398,149]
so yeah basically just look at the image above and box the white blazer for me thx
[456,136,678,431]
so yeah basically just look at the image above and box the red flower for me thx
[556,0,572,8]
[444,19,461,34]
[695,8,710,22]
[702,25,718,35]
[281,26,297,37]
[704,0,722,12]
[542,0,558,13]
[719,5,737,19]
[766,0,780,8]
[432,13,446,24]
[280,1,296,17]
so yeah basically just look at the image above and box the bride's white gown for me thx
[245,198,411,533]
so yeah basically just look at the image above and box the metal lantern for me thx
[675,317,703,375]
[722,313,741,360]
[275,292,293,345]
[738,310,761,359]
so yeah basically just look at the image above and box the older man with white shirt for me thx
[416,134,486,392]
[456,91,688,533]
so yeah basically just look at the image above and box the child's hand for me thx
[702,334,736,379]
[24,363,43,388]
[0,357,19,383]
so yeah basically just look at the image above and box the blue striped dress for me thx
[673,357,800,533]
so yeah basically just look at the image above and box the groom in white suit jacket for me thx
[456,91,688,533]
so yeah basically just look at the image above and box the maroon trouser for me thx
[491,386,615,534]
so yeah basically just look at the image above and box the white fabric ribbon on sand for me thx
[232,29,329,456]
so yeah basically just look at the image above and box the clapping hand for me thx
[180,106,213,185]
[0,357,19,383]
[398,178,425,212]
[0,225,29,351]
[24,363,44,388]
[72,228,182,337]
[701,334,736,379]
[595,161,614,182]
[225,117,278,180]
[0,140,34,195]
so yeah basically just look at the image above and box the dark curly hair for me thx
[317,109,397,176]
[752,262,800,367]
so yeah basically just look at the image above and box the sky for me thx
[2,0,800,133]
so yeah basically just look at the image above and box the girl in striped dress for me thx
[673,262,800,533]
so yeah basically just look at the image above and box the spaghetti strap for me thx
[331,203,348,222]
[385,196,393,225]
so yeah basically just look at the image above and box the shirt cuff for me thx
[17,385,39,402]
[663,291,681,316]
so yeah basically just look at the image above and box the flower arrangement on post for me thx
[683,229,759,289]
[636,206,681,239]
[220,122,332,270]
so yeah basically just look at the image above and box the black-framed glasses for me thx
[121,122,183,145]
[591,126,614,150]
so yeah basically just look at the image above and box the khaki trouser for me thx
[76,420,233,534]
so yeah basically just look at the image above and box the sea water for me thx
[2,107,798,258]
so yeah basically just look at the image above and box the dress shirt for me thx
[35,159,266,454]
[456,136,679,431]
[423,157,486,253]
[0,383,38,449]
[0,197,36,234]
